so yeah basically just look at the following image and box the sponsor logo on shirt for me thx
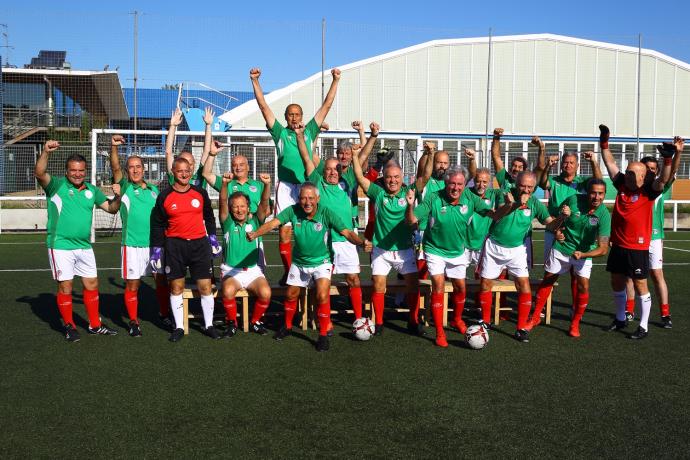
[191,198,200,208]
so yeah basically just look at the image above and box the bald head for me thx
[625,161,650,190]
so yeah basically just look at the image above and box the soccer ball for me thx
[352,317,375,341]
[465,324,489,350]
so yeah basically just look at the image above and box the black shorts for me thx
[164,237,213,281]
[606,245,649,279]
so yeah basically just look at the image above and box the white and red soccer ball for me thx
[465,324,489,349]
[352,317,375,341]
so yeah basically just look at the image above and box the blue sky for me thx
[3,0,689,93]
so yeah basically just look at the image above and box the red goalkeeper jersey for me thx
[610,173,662,250]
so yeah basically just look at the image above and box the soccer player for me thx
[34,140,122,341]
[164,107,210,188]
[526,178,611,338]
[218,171,272,337]
[599,125,680,339]
[109,134,169,336]
[150,157,222,342]
[477,171,562,343]
[247,181,366,352]
[351,131,433,337]
[491,128,530,194]
[623,152,682,328]
[249,67,341,284]
[405,167,494,347]
[300,122,378,322]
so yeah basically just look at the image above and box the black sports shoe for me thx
[274,326,292,341]
[478,321,492,331]
[407,321,426,337]
[128,321,142,337]
[223,321,237,339]
[64,324,80,343]
[169,328,184,342]
[316,335,330,352]
[628,326,648,340]
[661,316,673,329]
[204,325,221,340]
[159,314,173,330]
[625,312,635,323]
[374,324,384,336]
[605,319,627,332]
[514,329,529,343]
[88,324,118,335]
[251,321,269,335]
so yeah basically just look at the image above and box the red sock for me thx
[83,289,101,328]
[532,285,553,320]
[251,298,269,323]
[625,298,635,314]
[576,292,589,316]
[406,290,420,325]
[317,302,331,336]
[283,298,297,329]
[124,289,138,322]
[478,290,493,324]
[452,291,466,325]
[57,292,74,327]
[660,303,670,317]
[223,298,237,323]
[416,259,428,280]
[372,292,385,326]
[516,292,532,330]
[155,282,170,317]
[279,242,292,271]
[570,276,579,309]
[349,287,363,319]
[431,292,444,334]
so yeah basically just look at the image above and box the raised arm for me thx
[201,107,215,167]
[35,140,59,188]
[404,188,418,226]
[598,124,619,178]
[491,128,505,172]
[218,172,232,223]
[532,136,546,178]
[464,148,477,180]
[202,139,223,187]
[294,123,315,178]
[582,151,603,180]
[352,120,366,146]
[110,135,125,184]
[541,155,558,190]
[414,142,435,192]
[356,122,380,168]
[256,173,272,222]
[165,109,184,173]
[250,68,276,129]
[313,68,341,126]
[351,132,372,193]
[653,137,684,192]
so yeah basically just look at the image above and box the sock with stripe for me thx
[57,292,74,327]
[124,289,138,323]
[452,291,467,333]
[349,286,363,319]
[222,298,237,323]
[283,298,298,329]
[83,289,101,328]
[317,302,331,336]
[478,290,493,324]
[516,292,532,331]
[251,298,270,324]
[372,292,385,326]
[279,242,292,271]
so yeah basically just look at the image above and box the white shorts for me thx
[48,248,98,282]
[332,240,360,274]
[544,248,593,279]
[220,264,265,289]
[426,251,470,279]
[543,231,555,261]
[468,248,482,266]
[121,246,153,280]
[479,238,529,279]
[287,263,332,287]
[371,247,417,276]
[415,230,425,260]
[257,240,267,270]
[275,181,301,222]
[649,239,663,270]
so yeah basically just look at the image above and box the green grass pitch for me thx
[0,231,689,458]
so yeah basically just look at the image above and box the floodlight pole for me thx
[133,11,139,147]
[321,18,325,102]
[636,33,642,159]
[484,28,493,166]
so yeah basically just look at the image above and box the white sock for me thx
[170,294,183,330]
[613,290,627,321]
[201,295,215,328]
[638,293,652,331]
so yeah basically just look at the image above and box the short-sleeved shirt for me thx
[367,182,414,250]
[553,194,611,257]
[651,181,673,241]
[213,176,264,214]
[489,193,551,248]
[466,188,503,251]
[119,178,159,247]
[308,169,353,243]
[545,175,589,217]
[415,177,445,232]
[222,215,261,269]
[495,168,515,194]
[414,189,491,258]
[270,118,320,184]
[167,163,206,188]
[43,177,107,249]
[611,173,662,250]
[316,161,360,222]
[276,205,347,267]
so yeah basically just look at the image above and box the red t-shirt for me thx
[611,173,661,250]
[150,185,216,247]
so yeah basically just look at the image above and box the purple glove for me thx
[149,247,163,272]
[208,234,222,257]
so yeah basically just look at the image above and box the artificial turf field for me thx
[1,231,689,459]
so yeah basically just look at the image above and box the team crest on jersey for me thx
[134,189,140,196]
[191,198,200,208]
[484,199,491,205]
[245,223,253,232]
[383,198,389,205]
[151,191,157,199]
[460,205,468,214]
[631,195,639,202]
[171,203,177,210]
[68,189,74,196]
[589,217,599,226]
[398,198,406,206]
[523,208,531,217]
[314,222,323,232]
[84,190,93,199]
[232,185,238,191]
[440,206,447,214]
[249,185,257,193]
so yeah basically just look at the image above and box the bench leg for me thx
[243,298,249,332]
[545,293,552,325]
[442,292,448,327]
[183,298,189,335]
[494,292,501,325]
[301,289,309,332]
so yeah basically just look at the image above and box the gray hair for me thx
[444,165,468,182]
[336,140,353,154]
[516,170,537,184]
[300,181,320,196]
[475,167,491,179]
